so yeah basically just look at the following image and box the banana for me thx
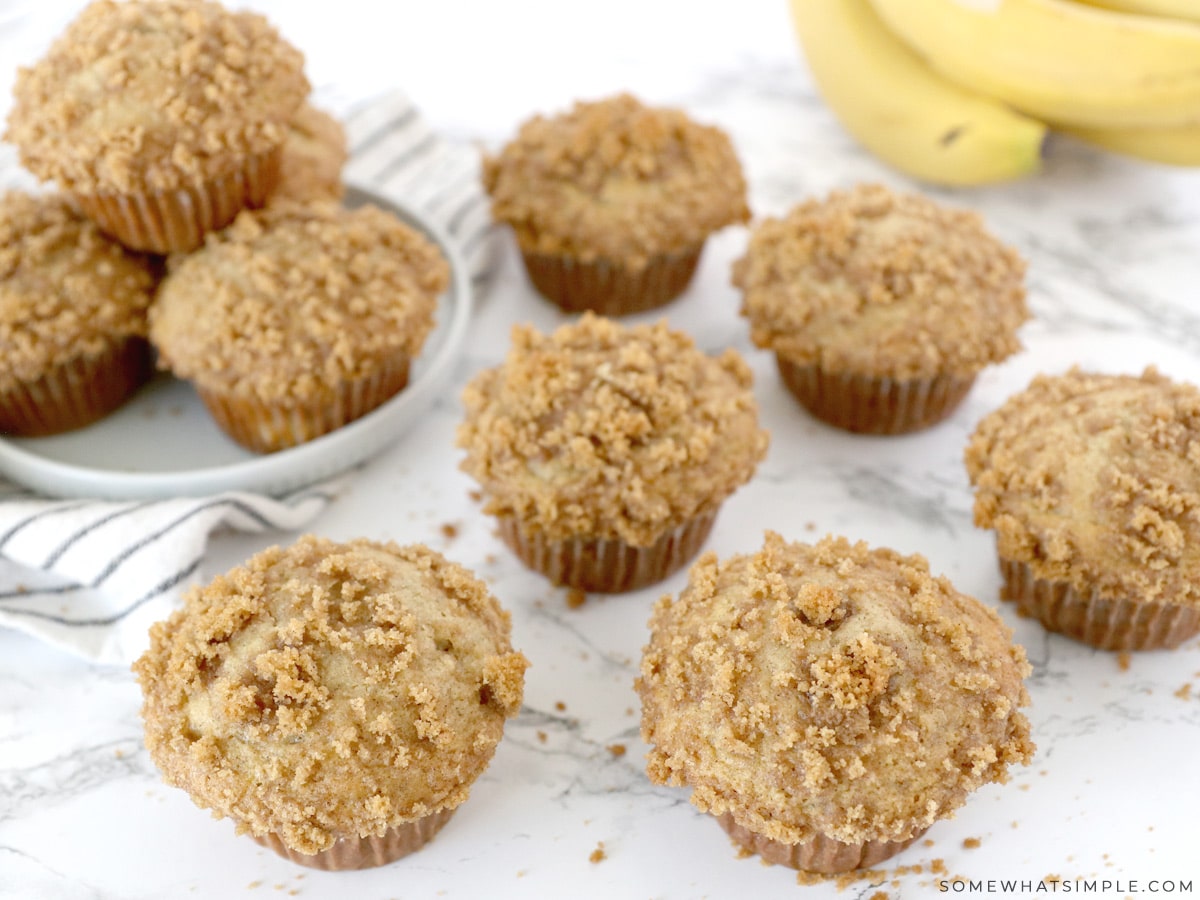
[1073,0,1200,24]
[788,0,1046,186]
[1060,122,1200,165]
[867,0,1200,128]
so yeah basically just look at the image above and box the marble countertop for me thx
[3,1,1200,898]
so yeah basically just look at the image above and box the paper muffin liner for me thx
[73,146,282,254]
[196,355,411,454]
[520,245,703,315]
[496,509,718,593]
[0,336,150,437]
[251,807,456,871]
[999,557,1200,651]
[775,356,975,435]
[716,812,926,874]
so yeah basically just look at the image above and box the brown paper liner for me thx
[73,146,281,254]
[716,813,926,874]
[251,807,456,871]
[0,337,150,436]
[776,357,975,435]
[496,509,717,593]
[520,245,703,315]
[196,356,411,454]
[999,557,1200,651]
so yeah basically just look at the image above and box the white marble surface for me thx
[3,1,1200,898]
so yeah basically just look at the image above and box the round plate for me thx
[0,186,473,499]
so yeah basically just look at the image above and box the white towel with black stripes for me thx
[0,90,496,666]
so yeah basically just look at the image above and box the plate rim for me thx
[0,185,473,500]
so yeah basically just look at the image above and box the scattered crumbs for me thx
[625,707,635,716]
[274,886,284,893]
[1174,683,1193,701]
[566,588,587,609]
[287,892,299,898]
[607,743,627,758]
[1039,769,1048,776]
[894,864,923,877]
[517,870,527,878]
[1019,784,1031,791]
[870,892,889,900]
[589,842,607,864]
[1102,854,1109,860]
[247,883,261,891]
[468,489,483,503]
[15,584,26,594]
[1011,821,1019,829]
[1149,826,1155,831]
[295,877,304,881]
[1046,874,1062,885]
[537,731,547,744]
[555,701,566,712]
[440,522,460,541]
[485,553,498,564]
[931,859,947,875]
[963,837,981,850]
[114,748,124,759]
[835,868,887,890]
[922,839,936,848]
[805,521,816,531]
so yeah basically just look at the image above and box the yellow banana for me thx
[1060,122,1200,165]
[867,0,1200,128]
[1073,0,1200,24]
[788,0,1045,186]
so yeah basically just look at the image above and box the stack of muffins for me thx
[1,0,448,452]
[5,0,1195,885]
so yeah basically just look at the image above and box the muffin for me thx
[133,536,529,870]
[150,201,448,453]
[966,367,1200,651]
[637,532,1035,874]
[5,0,308,253]
[483,94,750,315]
[275,103,348,203]
[0,191,157,435]
[457,313,768,593]
[734,184,1028,434]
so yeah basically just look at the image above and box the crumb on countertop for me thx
[566,588,587,609]
[589,841,606,864]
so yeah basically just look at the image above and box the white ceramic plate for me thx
[0,186,472,500]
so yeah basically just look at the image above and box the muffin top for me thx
[275,103,348,204]
[133,536,528,855]
[0,191,156,389]
[458,313,769,546]
[966,367,1200,607]
[482,93,750,268]
[150,201,448,404]
[734,184,1028,380]
[638,532,1034,846]
[5,0,308,194]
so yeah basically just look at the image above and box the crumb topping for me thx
[275,103,347,204]
[457,313,769,546]
[965,367,1200,607]
[134,536,528,855]
[734,184,1028,379]
[0,191,156,388]
[5,0,308,193]
[637,532,1034,845]
[149,202,448,403]
[483,94,750,268]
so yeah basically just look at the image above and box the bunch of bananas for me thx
[789,0,1200,186]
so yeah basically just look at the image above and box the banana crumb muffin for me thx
[0,191,156,435]
[134,536,529,870]
[150,201,448,452]
[638,532,1035,873]
[734,184,1028,434]
[275,103,348,203]
[483,93,750,314]
[5,0,309,252]
[966,367,1200,650]
[458,313,768,593]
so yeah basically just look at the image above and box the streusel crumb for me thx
[457,313,769,545]
[638,533,1034,846]
[134,536,528,855]
[0,191,156,388]
[965,367,1200,607]
[483,94,749,268]
[6,0,308,193]
[734,184,1027,379]
[150,201,448,403]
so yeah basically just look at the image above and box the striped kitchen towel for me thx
[0,90,497,665]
